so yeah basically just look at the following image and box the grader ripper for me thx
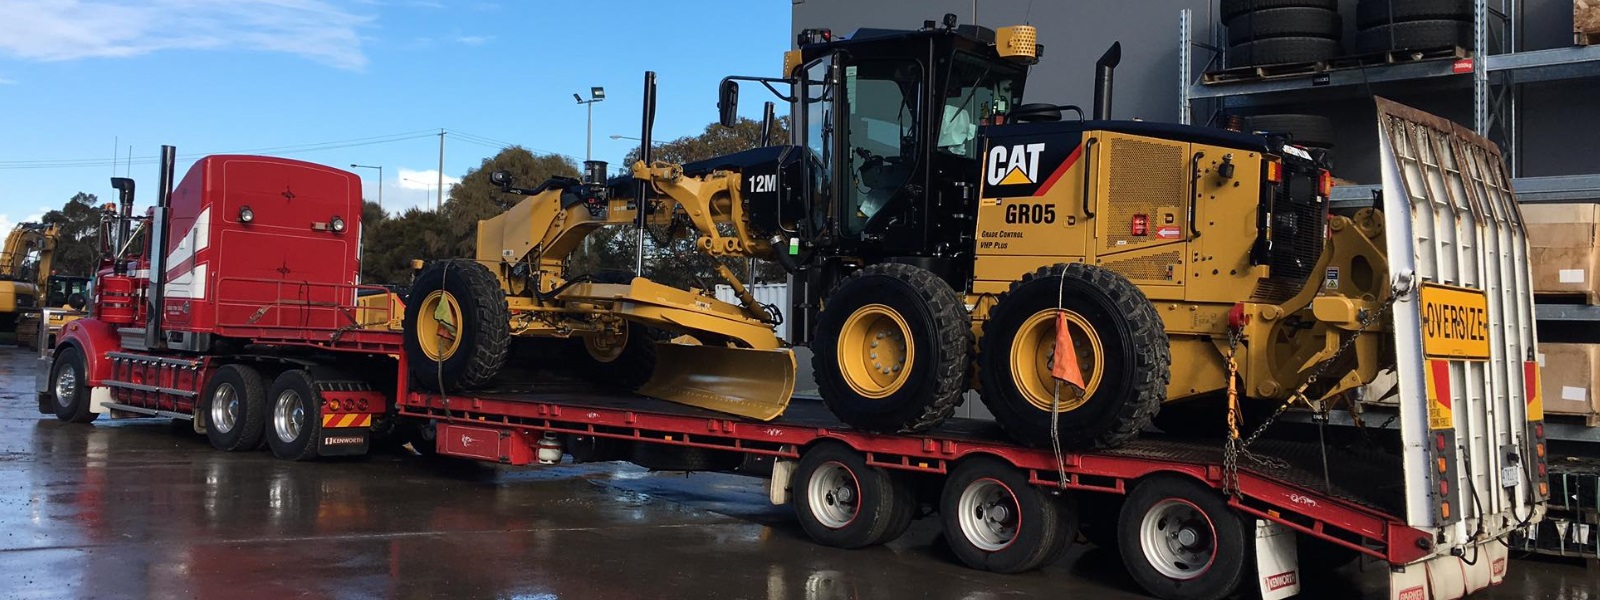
[404,17,1393,450]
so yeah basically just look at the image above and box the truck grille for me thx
[1252,170,1326,304]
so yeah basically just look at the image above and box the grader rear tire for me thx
[812,263,970,434]
[403,259,510,392]
[977,264,1168,450]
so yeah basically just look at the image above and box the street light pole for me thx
[349,164,383,210]
[576,86,606,161]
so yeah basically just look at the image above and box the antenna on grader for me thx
[760,101,775,146]
[635,71,657,276]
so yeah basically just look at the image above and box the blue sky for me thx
[0,0,792,228]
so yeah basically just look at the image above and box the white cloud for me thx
[388,168,458,212]
[0,76,14,85]
[454,35,492,46]
[0,1,372,70]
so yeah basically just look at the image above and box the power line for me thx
[0,129,440,170]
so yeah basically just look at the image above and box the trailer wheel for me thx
[50,346,97,423]
[1119,476,1250,600]
[813,263,970,434]
[978,264,1168,450]
[201,364,267,452]
[940,457,1077,573]
[404,259,510,392]
[792,443,917,549]
[403,418,438,456]
[266,370,321,461]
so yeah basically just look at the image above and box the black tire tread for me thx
[405,259,511,392]
[1220,0,1338,21]
[1226,37,1342,68]
[792,443,914,549]
[267,369,321,462]
[1245,114,1336,148]
[1354,19,1474,54]
[1119,476,1251,600]
[52,346,97,423]
[204,364,267,452]
[940,457,1079,573]
[813,263,970,434]
[978,264,1168,450]
[1225,7,1342,46]
[1356,0,1474,28]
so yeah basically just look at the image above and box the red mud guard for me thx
[437,423,535,465]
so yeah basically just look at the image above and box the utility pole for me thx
[436,129,446,211]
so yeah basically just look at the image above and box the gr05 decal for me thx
[982,136,1083,198]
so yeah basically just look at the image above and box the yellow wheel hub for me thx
[415,290,464,361]
[837,304,915,399]
[584,324,630,363]
[1011,309,1103,412]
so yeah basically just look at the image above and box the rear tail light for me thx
[1265,160,1283,183]
[1317,169,1334,197]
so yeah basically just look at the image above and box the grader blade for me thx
[639,344,796,421]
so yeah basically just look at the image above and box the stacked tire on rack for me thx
[1245,113,1336,158]
[1222,0,1343,68]
[1354,0,1475,53]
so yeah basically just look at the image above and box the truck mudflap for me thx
[1375,98,1547,594]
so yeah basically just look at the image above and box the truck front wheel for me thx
[1118,476,1250,600]
[51,346,97,423]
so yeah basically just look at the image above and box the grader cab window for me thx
[842,59,923,236]
[799,56,835,235]
[940,53,1023,159]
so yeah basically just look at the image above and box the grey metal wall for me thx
[792,0,1599,185]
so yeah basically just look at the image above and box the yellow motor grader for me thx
[403,18,1391,449]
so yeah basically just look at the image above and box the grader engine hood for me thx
[1373,98,1545,555]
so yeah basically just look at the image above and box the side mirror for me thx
[489,170,513,189]
[67,293,86,311]
[717,79,740,128]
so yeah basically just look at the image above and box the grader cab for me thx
[404,17,1393,450]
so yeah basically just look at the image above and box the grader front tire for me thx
[403,259,511,392]
[977,264,1169,450]
[812,263,970,434]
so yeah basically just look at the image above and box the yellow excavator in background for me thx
[0,223,58,331]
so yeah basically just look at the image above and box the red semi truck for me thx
[39,122,1544,600]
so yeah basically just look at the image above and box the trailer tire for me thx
[940,457,1078,573]
[201,364,267,452]
[404,259,510,392]
[50,346,97,423]
[1119,476,1250,600]
[792,443,917,549]
[266,370,321,461]
[403,418,438,456]
[813,263,970,434]
[978,264,1168,450]
[629,443,743,472]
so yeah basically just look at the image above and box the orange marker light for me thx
[1265,160,1283,183]
[1318,169,1333,196]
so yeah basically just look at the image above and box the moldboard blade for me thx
[638,344,796,421]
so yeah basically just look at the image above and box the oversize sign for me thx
[1419,283,1491,360]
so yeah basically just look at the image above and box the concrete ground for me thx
[2,347,1595,600]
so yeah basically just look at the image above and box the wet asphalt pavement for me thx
[1,346,1596,599]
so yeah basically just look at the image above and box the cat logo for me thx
[986,143,1046,186]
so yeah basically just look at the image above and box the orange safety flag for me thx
[1051,310,1086,390]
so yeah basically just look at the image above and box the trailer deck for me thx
[400,382,1431,565]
